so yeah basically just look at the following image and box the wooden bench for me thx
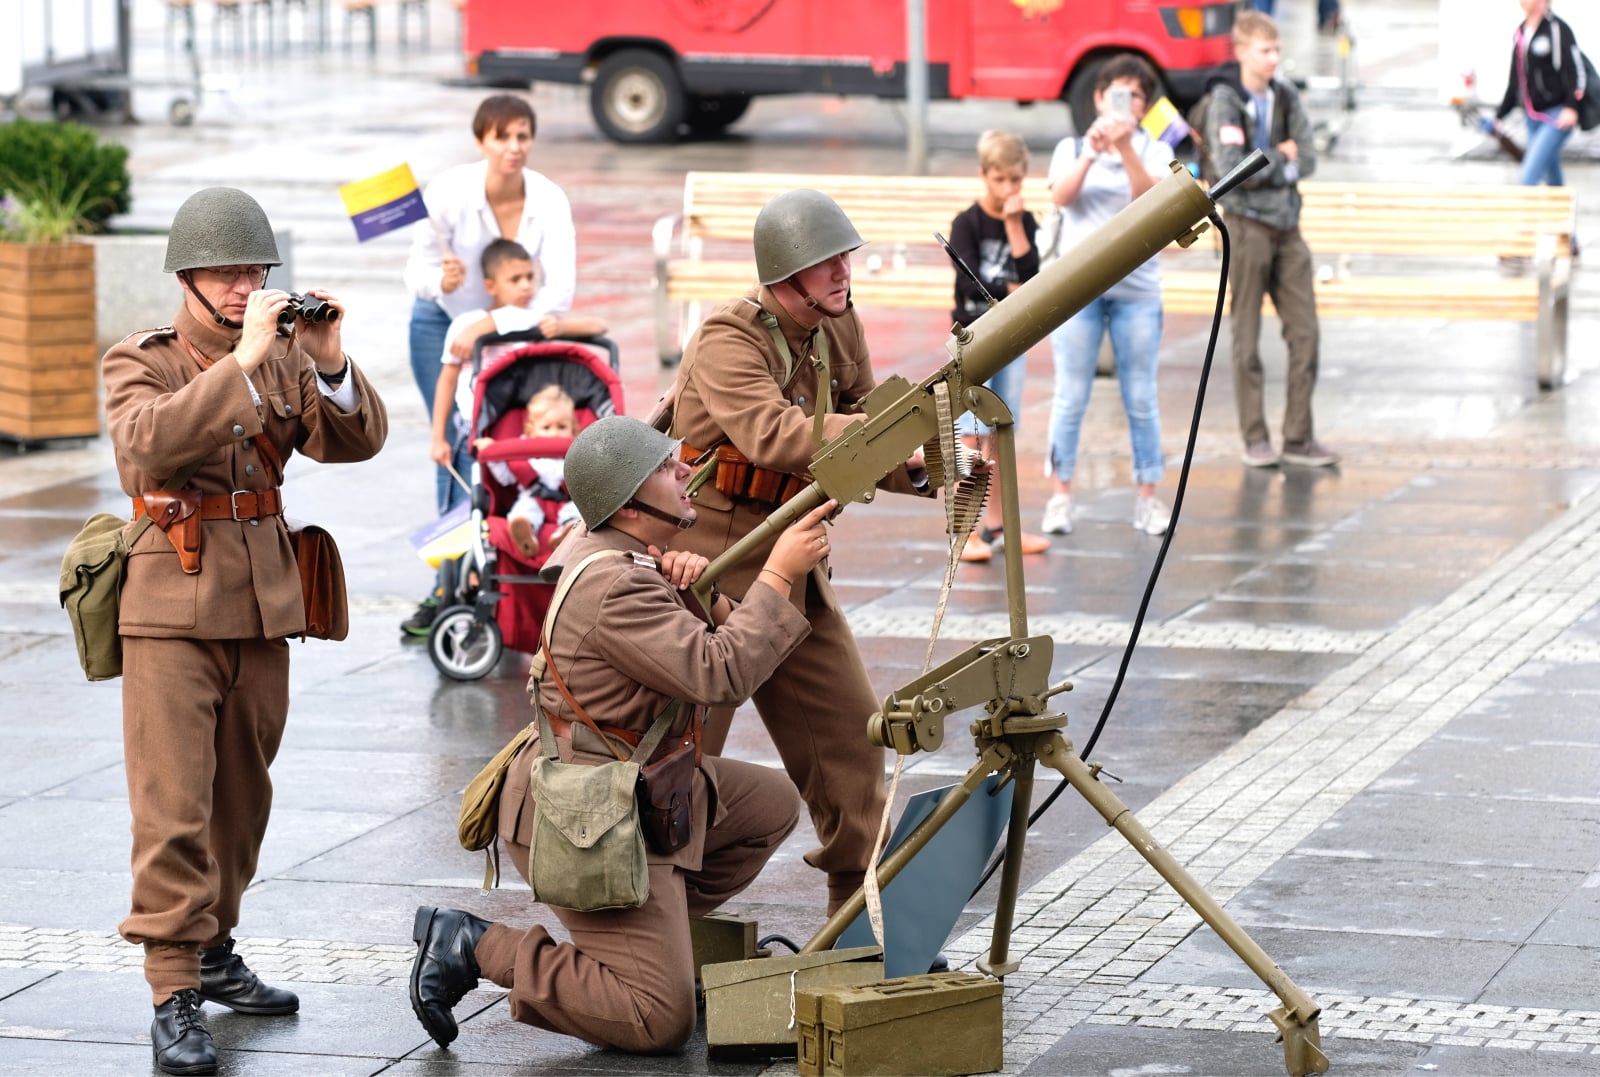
[654,173,1575,388]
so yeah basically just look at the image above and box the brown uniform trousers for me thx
[478,528,808,1052]
[121,636,289,999]
[482,756,797,1053]
[1227,213,1321,447]
[103,304,388,1001]
[671,288,932,912]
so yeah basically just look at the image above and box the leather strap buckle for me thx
[230,490,252,521]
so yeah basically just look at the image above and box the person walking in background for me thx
[1201,9,1338,469]
[1042,54,1174,538]
[400,93,576,636]
[1494,1,1585,204]
[949,129,1051,563]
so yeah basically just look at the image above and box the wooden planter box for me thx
[0,241,100,442]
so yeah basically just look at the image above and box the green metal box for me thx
[794,971,1003,1076]
[690,913,767,983]
[702,944,884,1058]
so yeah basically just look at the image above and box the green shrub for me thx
[0,119,130,234]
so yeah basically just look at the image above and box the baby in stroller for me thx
[426,330,624,681]
[473,384,583,560]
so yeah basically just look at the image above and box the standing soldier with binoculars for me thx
[101,187,387,1075]
[668,189,937,915]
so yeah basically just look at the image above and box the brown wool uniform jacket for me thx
[509,526,810,871]
[104,305,388,640]
[671,287,930,604]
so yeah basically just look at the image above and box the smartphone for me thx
[1107,85,1133,122]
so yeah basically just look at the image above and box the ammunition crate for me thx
[702,944,883,1058]
[795,971,1003,1076]
[690,913,767,982]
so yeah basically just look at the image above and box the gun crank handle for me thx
[1207,148,1271,203]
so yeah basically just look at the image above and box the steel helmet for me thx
[566,416,682,528]
[754,189,864,286]
[163,187,281,273]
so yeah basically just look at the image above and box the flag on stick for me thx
[1141,96,1192,148]
[339,164,429,242]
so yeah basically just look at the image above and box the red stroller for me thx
[426,330,624,680]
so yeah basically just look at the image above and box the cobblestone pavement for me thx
[3,0,1600,1074]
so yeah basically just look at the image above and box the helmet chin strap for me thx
[625,498,695,530]
[785,275,853,321]
[178,271,243,331]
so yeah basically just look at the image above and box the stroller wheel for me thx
[428,606,503,681]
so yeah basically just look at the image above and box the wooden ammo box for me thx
[702,944,883,1058]
[794,971,1003,1076]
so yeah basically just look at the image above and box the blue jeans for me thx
[1047,296,1165,486]
[408,297,473,515]
[1521,117,1572,188]
[956,353,1027,437]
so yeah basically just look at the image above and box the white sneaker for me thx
[1134,495,1170,536]
[1041,493,1073,535]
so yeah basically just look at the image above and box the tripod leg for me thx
[978,760,1032,978]
[1037,734,1328,1077]
[802,741,1011,954]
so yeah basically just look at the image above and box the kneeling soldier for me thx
[410,416,836,1053]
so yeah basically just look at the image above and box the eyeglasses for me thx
[195,265,270,287]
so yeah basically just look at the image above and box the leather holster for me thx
[141,491,203,574]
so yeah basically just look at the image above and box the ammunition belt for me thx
[681,443,808,510]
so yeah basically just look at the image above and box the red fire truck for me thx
[462,0,1244,143]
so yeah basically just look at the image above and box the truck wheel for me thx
[592,49,686,143]
[687,93,751,135]
[1066,57,1106,136]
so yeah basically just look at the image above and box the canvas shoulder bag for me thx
[59,460,202,681]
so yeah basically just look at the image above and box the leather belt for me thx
[541,710,643,749]
[133,489,283,522]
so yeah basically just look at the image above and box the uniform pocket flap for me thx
[528,757,641,850]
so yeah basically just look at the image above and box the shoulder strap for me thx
[532,548,682,763]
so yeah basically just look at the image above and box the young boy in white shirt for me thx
[430,239,605,471]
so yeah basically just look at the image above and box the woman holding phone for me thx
[1041,53,1175,538]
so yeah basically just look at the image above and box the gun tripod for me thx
[798,393,1327,1077]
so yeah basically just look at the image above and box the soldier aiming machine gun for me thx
[693,151,1328,1077]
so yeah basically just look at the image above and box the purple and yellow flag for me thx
[1141,96,1192,149]
[339,164,429,243]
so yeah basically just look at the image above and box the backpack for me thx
[1550,16,1600,133]
[1186,93,1221,182]
[1187,82,1291,184]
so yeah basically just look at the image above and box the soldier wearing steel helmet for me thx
[101,187,387,1075]
[668,188,937,914]
[409,416,836,1053]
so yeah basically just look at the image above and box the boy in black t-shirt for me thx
[947,129,1050,563]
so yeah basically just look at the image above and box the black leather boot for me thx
[199,939,299,1015]
[409,905,490,1048]
[151,989,218,1076]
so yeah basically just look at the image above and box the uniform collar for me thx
[756,285,820,352]
[172,303,242,361]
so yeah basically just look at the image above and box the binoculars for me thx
[277,293,339,326]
